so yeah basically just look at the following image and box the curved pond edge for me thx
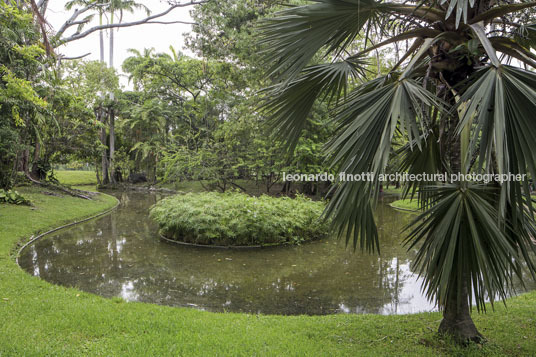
[159,233,305,249]
[388,202,419,213]
[15,191,120,266]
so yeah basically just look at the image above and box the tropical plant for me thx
[0,189,30,205]
[150,192,328,246]
[260,0,536,343]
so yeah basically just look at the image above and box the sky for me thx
[45,0,195,86]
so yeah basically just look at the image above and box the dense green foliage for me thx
[0,3,45,189]
[150,192,327,246]
[0,1,335,195]
[0,189,29,205]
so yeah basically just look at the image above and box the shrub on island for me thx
[149,191,328,247]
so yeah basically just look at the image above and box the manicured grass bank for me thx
[55,170,98,186]
[390,198,420,212]
[1,188,535,355]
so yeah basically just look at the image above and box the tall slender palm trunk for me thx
[99,11,109,184]
[108,10,116,184]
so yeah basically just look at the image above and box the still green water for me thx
[18,190,508,315]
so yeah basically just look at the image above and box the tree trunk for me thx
[99,108,109,185]
[98,11,109,185]
[95,160,102,185]
[439,82,482,343]
[22,148,30,175]
[109,107,116,184]
[439,279,483,343]
[30,141,41,179]
[99,13,105,63]
[109,13,114,68]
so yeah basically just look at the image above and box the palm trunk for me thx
[438,88,482,343]
[109,107,116,184]
[98,107,109,185]
[108,11,116,183]
[439,278,483,343]
[98,11,109,184]
[99,12,105,63]
[109,15,114,68]
[101,127,109,185]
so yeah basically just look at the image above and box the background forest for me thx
[1,0,393,195]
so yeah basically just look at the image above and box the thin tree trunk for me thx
[97,11,109,184]
[95,159,102,185]
[108,10,116,184]
[99,108,109,185]
[22,148,30,175]
[109,107,116,184]
[109,14,114,68]
[30,141,41,179]
[99,12,105,63]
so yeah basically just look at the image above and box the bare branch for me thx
[143,20,197,25]
[58,1,206,46]
[59,52,92,60]
[37,0,49,15]
[54,4,98,41]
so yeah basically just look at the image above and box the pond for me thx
[17,190,534,315]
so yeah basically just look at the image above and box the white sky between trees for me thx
[46,0,194,87]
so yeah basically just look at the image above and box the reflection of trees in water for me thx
[20,192,443,315]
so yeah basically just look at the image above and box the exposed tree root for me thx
[25,173,97,200]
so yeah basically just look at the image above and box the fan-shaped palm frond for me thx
[406,183,536,312]
[262,58,366,150]
[259,0,386,80]
[260,0,536,342]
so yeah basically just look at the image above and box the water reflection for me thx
[19,191,462,315]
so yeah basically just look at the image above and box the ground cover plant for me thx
[150,191,328,246]
[0,189,30,205]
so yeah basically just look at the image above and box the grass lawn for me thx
[383,186,404,195]
[392,196,536,212]
[55,170,98,186]
[390,198,420,212]
[1,188,535,355]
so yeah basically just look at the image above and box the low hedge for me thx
[149,191,328,246]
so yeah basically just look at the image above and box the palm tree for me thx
[65,0,110,183]
[106,0,150,183]
[65,0,149,184]
[107,0,150,68]
[260,0,536,343]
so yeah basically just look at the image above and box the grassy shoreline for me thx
[390,199,420,212]
[55,170,98,186]
[1,187,535,355]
